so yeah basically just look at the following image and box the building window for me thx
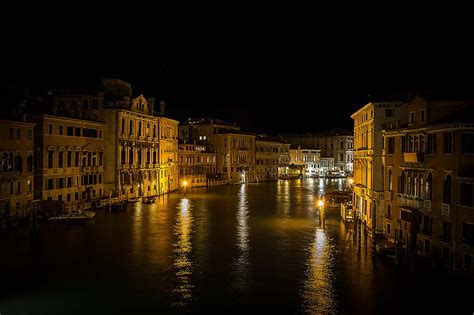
[387,204,391,218]
[58,151,63,168]
[130,121,134,135]
[443,132,454,153]
[422,215,433,236]
[28,129,32,140]
[460,183,474,207]
[410,112,415,124]
[9,128,14,139]
[27,155,33,172]
[49,124,53,134]
[462,134,474,154]
[442,221,451,242]
[47,178,54,190]
[427,134,436,154]
[48,151,54,168]
[420,109,425,123]
[386,109,395,117]
[59,125,63,135]
[16,129,21,139]
[443,174,452,204]
[67,194,71,202]
[462,222,474,246]
[388,137,395,154]
[401,136,406,153]
[67,126,73,136]
[386,224,391,235]
[388,169,393,191]
[464,254,472,272]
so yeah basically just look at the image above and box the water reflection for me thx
[234,184,250,289]
[301,228,337,314]
[172,198,194,307]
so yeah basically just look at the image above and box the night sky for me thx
[4,22,474,135]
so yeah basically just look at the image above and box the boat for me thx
[48,210,96,223]
[142,197,156,204]
[340,201,354,222]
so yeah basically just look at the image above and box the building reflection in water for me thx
[301,228,337,314]
[234,184,250,289]
[172,198,194,307]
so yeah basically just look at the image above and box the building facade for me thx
[289,146,321,177]
[158,117,179,193]
[351,102,405,234]
[27,114,104,212]
[0,119,35,222]
[382,96,474,273]
[255,137,290,181]
[208,131,256,183]
[178,142,218,187]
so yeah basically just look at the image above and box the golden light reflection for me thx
[301,228,337,313]
[172,197,194,306]
[234,184,250,289]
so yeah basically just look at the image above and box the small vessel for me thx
[142,197,156,204]
[48,210,96,223]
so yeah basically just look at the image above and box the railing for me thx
[423,199,431,211]
[441,203,450,216]
[0,171,20,180]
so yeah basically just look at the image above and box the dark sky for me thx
[4,19,474,135]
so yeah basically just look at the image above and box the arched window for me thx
[443,174,452,204]
[388,169,393,191]
[121,147,126,165]
[122,118,125,134]
[15,154,22,172]
[129,147,134,164]
[8,152,14,170]
[399,170,405,194]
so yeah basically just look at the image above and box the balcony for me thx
[386,190,393,201]
[404,152,424,163]
[0,171,20,181]
[385,212,392,219]
[441,203,450,216]
[423,199,431,211]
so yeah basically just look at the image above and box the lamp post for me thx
[183,180,188,196]
[318,199,325,228]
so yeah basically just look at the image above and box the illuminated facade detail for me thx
[26,114,104,211]
[351,102,405,234]
[382,95,474,273]
[289,146,321,177]
[0,119,35,221]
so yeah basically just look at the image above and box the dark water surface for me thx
[1,179,472,314]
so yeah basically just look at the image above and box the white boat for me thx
[48,211,96,223]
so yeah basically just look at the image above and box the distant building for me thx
[351,102,405,234]
[382,95,474,273]
[280,128,353,174]
[289,145,321,177]
[0,119,35,222]
[179,117,240,144]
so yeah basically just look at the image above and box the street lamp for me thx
[348,177,354,185]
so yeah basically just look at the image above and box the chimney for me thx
[160,100,166,116]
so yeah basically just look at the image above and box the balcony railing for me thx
[0,171,20,180]
[404,152,424,163]
[441,203,450,216]
[423,199,431,211]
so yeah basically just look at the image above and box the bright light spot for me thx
[318,200,324,207]
[183,180,188,187]
[348,178,354,184]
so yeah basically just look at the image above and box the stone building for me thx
[178,142,218,187]
[255,136,290,181]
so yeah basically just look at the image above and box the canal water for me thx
[1,179,473,314]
